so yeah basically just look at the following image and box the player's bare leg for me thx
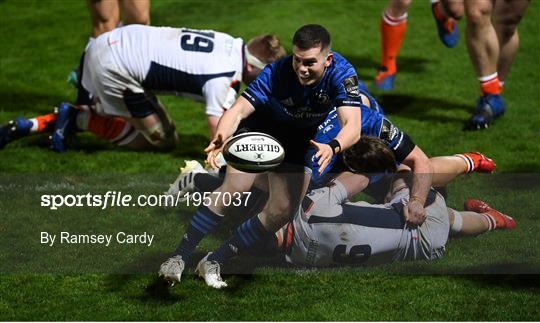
[87,0,120,37]
[440,0,464,19]
[120,0,150,26]
[464,0,507,129]
[493,0,530,82]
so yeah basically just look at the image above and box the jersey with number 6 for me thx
[283,182,449,267]
[95,25,243,116]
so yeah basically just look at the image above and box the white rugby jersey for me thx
[107,25,244,116]
[285,183,444,267]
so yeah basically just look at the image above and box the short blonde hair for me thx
[247,34,287,64]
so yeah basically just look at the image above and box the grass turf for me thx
[0,0,539,320]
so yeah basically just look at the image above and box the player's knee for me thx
[219,178,252,195]
[265,199,295,221]
[466,4,492,26]
[495,15,523,41]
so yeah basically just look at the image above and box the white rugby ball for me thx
[223,132,284,172]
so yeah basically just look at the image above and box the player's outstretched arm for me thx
[205,96,255,169]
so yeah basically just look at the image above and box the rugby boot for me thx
[431,2,459,48]
[464,199,516,230]
[455,152,496,173]
[0,117,33,149]
[196,253,227,289]
[374,66,396,91]
[158,255,185,286]
[465,94,505,130]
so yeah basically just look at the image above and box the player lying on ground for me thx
[276,171,515,267]
[159,136,496,285]
[0,25,285,151]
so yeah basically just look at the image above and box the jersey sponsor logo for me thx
[379,118,399,144]
[342,75,360,97]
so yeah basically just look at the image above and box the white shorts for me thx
[81,35,146,119]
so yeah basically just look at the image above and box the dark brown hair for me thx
[292,24,331,51]
[342,136,397,174]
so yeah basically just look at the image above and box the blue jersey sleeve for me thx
[332,67,363,108]
[242,64,274,109]
[375,117,416,163]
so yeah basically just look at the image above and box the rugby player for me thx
[277,172,515,267]
[375,0,463,90]
[0,25,286,151]
[159,24,362,289]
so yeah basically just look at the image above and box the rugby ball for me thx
[223,132,284,172]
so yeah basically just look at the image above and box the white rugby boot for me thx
[158,255,185,286]
[165,160,207,202]
[195,253,228,289]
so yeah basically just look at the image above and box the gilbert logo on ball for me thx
[223,132,285,172]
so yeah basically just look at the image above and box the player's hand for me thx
[205,134,225,170]
[403,199,426,227]
[310,140,334,175]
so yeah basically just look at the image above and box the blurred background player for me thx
[463,0,530,130]
[375,0,463,90]
[0,27,286,151]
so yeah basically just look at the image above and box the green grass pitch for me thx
[0,0,539,320]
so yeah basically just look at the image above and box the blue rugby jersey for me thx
[308,104,416,185]
[241,52,362,131]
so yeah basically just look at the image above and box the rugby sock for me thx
[379,10,407,75]
[193,173,223,192]
[208,215,275,264]
[29,113,56,133]
[478,72,501,96]
[76,111,138,146]
[173,206,224,260]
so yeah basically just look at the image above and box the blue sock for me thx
[174,206,223,260]
[208,215,275,264]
